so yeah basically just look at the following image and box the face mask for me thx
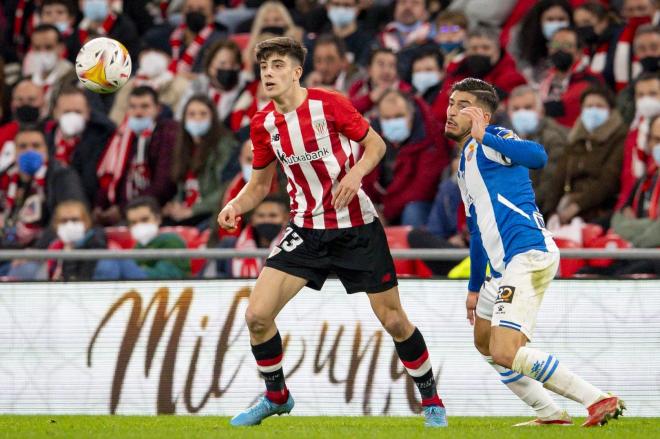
[83,0,109,22]
[412,71,441,94]
[576,25,598,45]
[59,112,86,137]
[216,69,240,90]
[261,26,287,36]
[465,54,492,77]
[185,118,211,137]
[640,56,660,73]
[18,150,44,176]
[511,109,540,136]
[139,52,169,78]
[327,7,357,28]
[653,143,660,166]
[542,20,569,40]
[551,50,574,71]
[185,11,207,33]
[57,221,86,244]
[168,12,183,27]
[380,117,410,143]
[54,21,70,34]
[34,51,58,73]
[254,223,282,243]
[439,41,462,53]
[127,116,154,134]
[15,105,40,123]
[241,163,252,182]
[636,96,660,118]
[395,21,422,34]
[580,107,609,132]
[130,222,159,246]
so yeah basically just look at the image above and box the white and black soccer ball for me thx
[75,37,131,94]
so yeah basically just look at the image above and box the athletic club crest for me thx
[467,144,476,161]
[313,120,328,137]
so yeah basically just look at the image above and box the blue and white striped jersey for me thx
[458,125,558,291]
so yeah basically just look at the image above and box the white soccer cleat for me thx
[513,410,573,427]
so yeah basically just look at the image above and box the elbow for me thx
[530,149,548,169]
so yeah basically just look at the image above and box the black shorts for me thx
[265,220,398,294]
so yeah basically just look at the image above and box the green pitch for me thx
[1,416,658,438]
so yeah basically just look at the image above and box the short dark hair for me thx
[255,36,307,66]
[635,71,660,88]
[450,78,499,113]
[368,47,396,67]
[41,0,76,16]
[55,84,88,104]
[204,39,243,73]
[125,196,161,218]
[260,194,288,212]
[580,84,615,108]
[32,23,62,43]
[314,33,347,59]
[15,123,46,139]
[411,46,444,71]
[129,85,159,105]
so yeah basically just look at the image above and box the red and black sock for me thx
[394,327,444,407]
[252,331,289,405]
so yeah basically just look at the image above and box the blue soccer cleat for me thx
[230,394,295,426]
[424,405,448,427]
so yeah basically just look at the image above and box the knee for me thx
[245,306,273,335]
[489,343,517,369]
[380,310,411,339]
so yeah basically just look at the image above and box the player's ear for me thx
[293,64,303,82]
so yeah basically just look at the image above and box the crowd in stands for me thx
[1,0,660,280]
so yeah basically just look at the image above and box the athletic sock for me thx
[512,346,606,407]
[394,327,444,407]
[483,355,561,419]
[251,331,289,405]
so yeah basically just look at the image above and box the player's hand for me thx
[217,203,242,231]
[460,106,487,142]
[333,166,364,210]
[466,291,479,326]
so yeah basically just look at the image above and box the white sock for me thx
[484,355,561,419]
[512,347,606,407]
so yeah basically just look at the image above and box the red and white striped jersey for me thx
[251,88,377,229]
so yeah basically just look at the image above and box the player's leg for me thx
[488,251,624,426]
[231,267,307,426]
[474,280,567,425]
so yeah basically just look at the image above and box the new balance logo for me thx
[276,147,330,165]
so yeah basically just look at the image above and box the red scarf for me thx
[54,129,79,165]
[632,166,660,220]
[612,15,659,91]
[13,0,40,57]
[539,57,590,102]
[0,162,47,226]
[78,13,118,44]
[184,170,200,208]
[168,23,215,73]
[125,127,154,201]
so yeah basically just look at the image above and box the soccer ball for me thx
[75,37,131,94]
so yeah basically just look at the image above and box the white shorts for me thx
[475,250,559,341]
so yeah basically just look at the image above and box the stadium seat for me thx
[553,237,586,278]
[384,226,432,278]
[230,33,251,50]
[584,233,632,268]
[160,226,199,247]
[581,223,604,247]
[104,227,135,249]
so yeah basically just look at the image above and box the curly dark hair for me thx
[517,0,573,67]
[451,78,499,113]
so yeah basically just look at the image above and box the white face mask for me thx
[241,163,252,182]
[130,222,159,246]
[138,52,170,78]
[636,96,660,119]
[57,221,86,244]
[59,112,86,137]
[36,51,58,73]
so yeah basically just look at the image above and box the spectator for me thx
[512,0,573,86]
[217,195,288,278]
[324,0,374,66]
[0,125,86,251]
[46,86,115,203]
[617,24,660,124]
[177,39,248,125]
[546,86,627,226]
[304,34,360,94]
[23,24,76,114]
[348,48,412,115]
[94,86,177,225]
[365,89,449,226]
[507,85,569,216]
[164,95,237,227]
[109,41,191,126]
[410,46,445,119]
[616,72,660,209]
[424,154,463,241]
[448,0,518,30]
[95,196,191,280]
[540,27,603,127]
[573,1,625,90]
[433,11,468,66]
[378,0,432,53]
[75,0,140,61]
[145,0,226,77]
[39,0,80,64]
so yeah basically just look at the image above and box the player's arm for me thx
[466,214,487,325]
[461,107,548,169]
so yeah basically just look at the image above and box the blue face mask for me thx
[18,150,44,176]
[54,21,70,34]
[542,20,569,40]
[652,144,660,166]
[580,107,609,132]
[127,116,154,134]
[439,41,462,53]
[185,119,211,137]
[412,71,441,94]
[380,117,410,144]
[84,0,109,22]
[327,7,357,28]
[511,110,540,136]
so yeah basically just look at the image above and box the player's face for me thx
[445,91,476,141]
[259,54,302,99]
